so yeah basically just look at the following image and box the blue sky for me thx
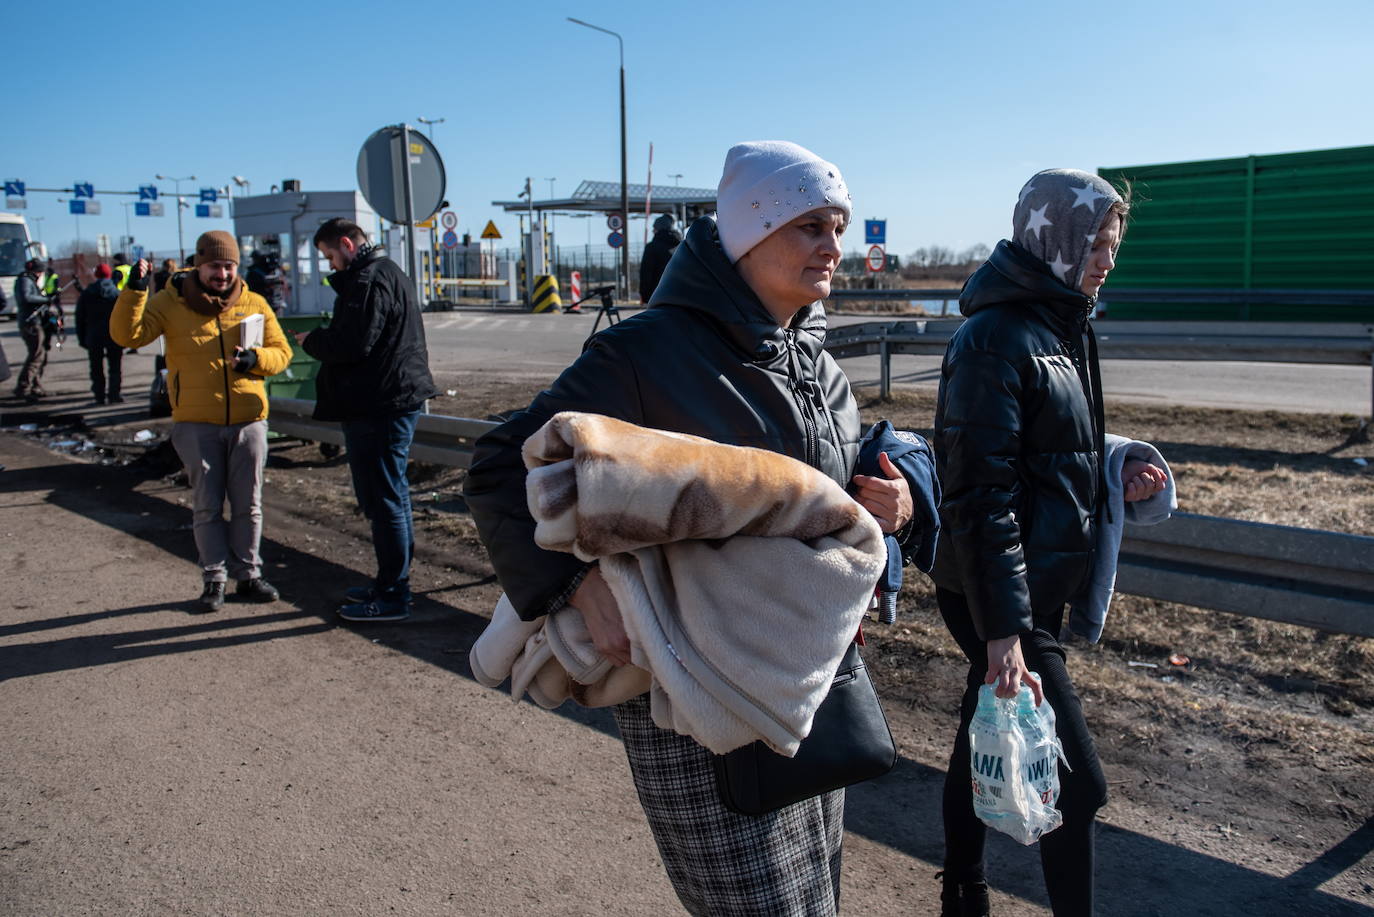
[9,0,1371,260]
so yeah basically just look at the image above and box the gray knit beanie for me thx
[1012,169,1121,290]
[716,141,851,263]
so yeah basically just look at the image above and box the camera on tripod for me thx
[563,284,622,339]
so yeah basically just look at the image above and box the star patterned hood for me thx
[1011,168,1122,291]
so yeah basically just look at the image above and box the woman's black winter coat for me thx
[930,240,1105,642]
[464,217,864,621]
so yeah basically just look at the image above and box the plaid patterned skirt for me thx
[613,694,844,916]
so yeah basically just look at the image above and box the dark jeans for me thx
[342,409,420,599]
[86,342,124,399]
[937,587,1108,917]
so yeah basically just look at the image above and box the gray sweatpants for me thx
[171,420,268,583]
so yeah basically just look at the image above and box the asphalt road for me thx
[419,310,1371,415]
[4,326,1370,916]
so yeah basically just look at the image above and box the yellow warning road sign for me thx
[481,220,503,240]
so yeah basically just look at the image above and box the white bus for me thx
[1,212,39,319]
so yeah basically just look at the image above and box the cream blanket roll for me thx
[519,411,885,756]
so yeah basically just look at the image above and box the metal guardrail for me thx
[265,397,1374,638]
[1118,513,1374,638]
[822,319,1374,407]
[268,398,496,467]
[828,287,962,302]
[828,287,1374,308]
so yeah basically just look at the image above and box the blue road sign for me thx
[199,187,218,203]
[69,200,88,214]
[607,230,624,249]
[864,220,886,245]
[139,184,158,201]
[135,202,151,216]
[195,204,211,218]
[442,229,459,250]
[74,182,95,199]
[4,179,24,197]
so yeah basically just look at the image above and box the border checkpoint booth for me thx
[231,187,378,316]
[231,187,378,403]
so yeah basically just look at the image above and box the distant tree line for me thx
[834,242,991,285]
[899,243,990,280]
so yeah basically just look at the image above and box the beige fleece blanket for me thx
[472,411,885,756]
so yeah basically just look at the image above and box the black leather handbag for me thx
[713,641,897,816]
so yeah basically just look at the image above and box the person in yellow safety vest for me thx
[112,253,132,290]
[41,263,60,297]
[112,253,140,352]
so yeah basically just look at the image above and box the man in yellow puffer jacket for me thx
[111,230,293,611]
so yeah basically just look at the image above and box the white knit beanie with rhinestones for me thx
[716,141,852,263]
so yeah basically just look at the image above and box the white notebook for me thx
[239,314,264,351]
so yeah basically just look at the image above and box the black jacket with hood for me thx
[930,239,1106,642]
[303,247,438,421]
[638,226,682,302]
[464,216,864,621]
[76,278,120,349]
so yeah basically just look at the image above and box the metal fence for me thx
[266,397,1374,638]
[823,318,1374,411]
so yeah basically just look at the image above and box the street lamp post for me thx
[156,174,196,262]
[544,177,557,268]
[567,16,628,302]
[56,199,81,256]
[417,116,445,139]
[31,216,44,243]
[669,173,683,186]
[120,201,135,256]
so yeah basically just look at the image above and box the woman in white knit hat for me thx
[466,141,914,914]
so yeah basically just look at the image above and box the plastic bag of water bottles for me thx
[968,678,1068,845]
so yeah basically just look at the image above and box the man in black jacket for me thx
[637,213,681,303]
[298,218,438,622]
[75,263,124,403]
[12,259,59,401]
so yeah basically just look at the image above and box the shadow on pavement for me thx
[0,608,334,683]
[6,451,1369,916]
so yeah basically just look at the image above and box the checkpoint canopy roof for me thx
[492,180,718,219]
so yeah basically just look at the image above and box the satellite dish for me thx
[356,125,447,225]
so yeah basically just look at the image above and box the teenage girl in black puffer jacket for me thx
[932,169,1166,916]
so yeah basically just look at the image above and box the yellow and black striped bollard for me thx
[532,274,562,313]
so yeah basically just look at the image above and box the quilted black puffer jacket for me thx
[464,216,864,621]
[931,240,1106,641]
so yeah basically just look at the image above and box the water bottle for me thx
[1015,681,1066,841]
[968,685,1027,837]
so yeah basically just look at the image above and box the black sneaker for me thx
[199,581,226,611]
[235,578,280,603]
[108,394,125,404]
[937,871,989,917]
[342,585,378,604]
[342,585,413,605]
[337,598,410,622]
